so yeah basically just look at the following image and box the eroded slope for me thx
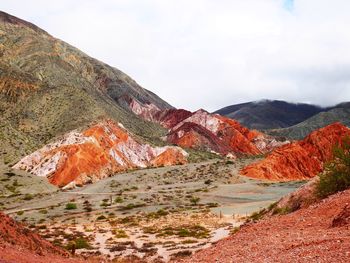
[14,120,187,187]
[241,123,350,181]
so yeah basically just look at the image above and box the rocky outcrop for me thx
[241,123,350,181]
[13,120,187,187]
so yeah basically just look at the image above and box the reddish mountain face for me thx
[13,120,187,187]
[129,100,286,158]
[241,123,350,181]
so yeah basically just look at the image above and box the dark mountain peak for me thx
[214,100,328,130]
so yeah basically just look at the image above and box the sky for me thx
[2,0,350,111]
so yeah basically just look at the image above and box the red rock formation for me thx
[13,120,188,187]
[167,122,232,153]
[165,109,285,157]
[153,108,192,129]
[128,98,162,122]
[175,188,350,263]
[241,122,350,181]
[129,99,286,158]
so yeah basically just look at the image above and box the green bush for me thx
[65,203,77,210]
[75,238,90,249]
[316,137,350,198]
[66,238,90,250]
[115,197,123,203]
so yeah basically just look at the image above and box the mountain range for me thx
[1,10,350,263]
[0,10,171,165]
[215,100,350,136]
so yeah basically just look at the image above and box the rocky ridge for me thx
[129,101,286,158]
[0,10,171,164]
[14,119,187,187]
[241,122,350,181]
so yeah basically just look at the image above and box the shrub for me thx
[16,211,24,216]
[75,238,90,249]
[190,197,200,205]
[65,203,77,210]
[66,238,90,250]
[113,229,128,238]
[316,137,350,198]
[115,197,123,203]
[96,215,107,221]
[204,179,213,185]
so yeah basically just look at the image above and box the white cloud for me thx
[2,0,350,111]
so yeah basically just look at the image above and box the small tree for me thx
[317,137,350,198]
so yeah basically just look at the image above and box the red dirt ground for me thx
[175,189,350,263]
[0,212,91,263]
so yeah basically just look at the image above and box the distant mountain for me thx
[267,107,350,140]
[214,100,327,130]
[0,11,172,164]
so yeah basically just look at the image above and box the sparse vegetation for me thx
[96,215,107,220]
[190,196,200,205]
[65,203,77,210]
[115,196,124,203]
[156,225,210,239]
[66,238,91,250]
[16,211,24,216]
[23,193,34,200]
[316,137,350,198]
[113,229,129,238]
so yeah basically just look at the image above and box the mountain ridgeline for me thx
[0,11,171,164]
[215,100,350,139]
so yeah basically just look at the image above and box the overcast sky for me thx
[2,0,350,111]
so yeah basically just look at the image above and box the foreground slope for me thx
[241,123,350,181]
[14,119,187,187]
[176,189,350,263]
[0,212,88,263]
[214,100,326,130]
[0,11,170,164]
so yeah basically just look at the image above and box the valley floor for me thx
[0,158,302,262]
